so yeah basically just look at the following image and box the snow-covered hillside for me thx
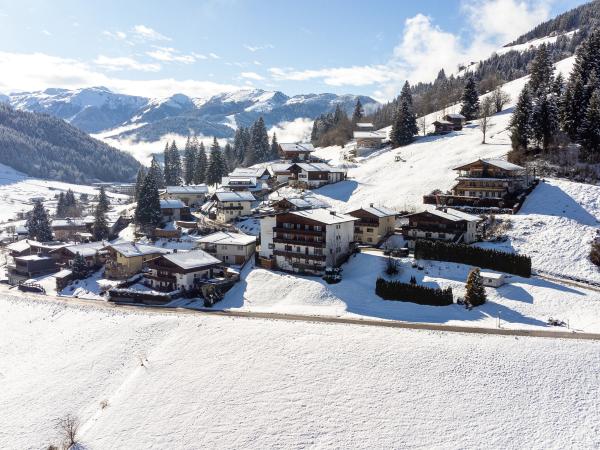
[1,294,599,449]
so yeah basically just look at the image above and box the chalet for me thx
[347,204,397,245]
[104,243,170,279]
[355,122,375,131]
[402,208,480,249]
[7,254,57,285]
[451,159,532,200]
[271,197,323,212]
[443,113,466,130]
[354,130,385,149]
[51,218,89,241]
[433,120,455,134]
[211,191,255,223]
[51,241,108,270]
[161,185,209,207]
[220,176,269,195]
[229,167,271,181]
[196,231,257,265]
[268,163,293,183]
[288,163,346,189]
[160,199,190,222]
[259,208,357,275]
[279,142,315,161]
[145,249,221,292]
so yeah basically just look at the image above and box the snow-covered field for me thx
[1,294,598,449]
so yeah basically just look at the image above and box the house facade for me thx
[347,205,397,244]
[279,143,315,161]
[196,231,257,265]
[104,243,170,279]
[259,208,357,275]
[145,249,221,292]
[451,159,532,200]
[161,185,208,207]
[211,191,255,222]
[160,199,190,222]
[51,218,89,241]
[268,163,293,183]
[433,120,455,134]
[288,163,346,189]
[353,131,385,149]
[51,241,108,270]
[402,208,480,248]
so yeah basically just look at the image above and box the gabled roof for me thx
[161,249,221,270]
[268,163,293,173]
[279,142,315,153]
[353,131,385,139]
[107,242,170,258]
[453,158,525,171]
[59,241,107,257]
[443,208,480,222]
[212,191,256,202]
[290,162,344,173]
[165,185,208,195]
[221,176,257,186]
[160,199,186,209]
[6,240,33,253]
[289,208,357,225]
[433,120,454,126]
[408,208,479,223]
[229,167,270,178]
[356,122,374,128]
[51,218,87,228]
[445,113,466,120]
[197,231,256,246]
[348,205,397,218]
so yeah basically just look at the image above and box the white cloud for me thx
[102,30,128,41]
[0,51,241,98]
[208,52,220,59]
[132,24,171,42]
[42,29,52,36]
[146,46,196,64]
[192,52,208,60]
[268,118,313,143]
[269,65,402,87]
[243,43,274,52]
[94,55,161,72]
[240,71,264,81]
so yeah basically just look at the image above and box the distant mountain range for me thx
[0,86,378,143]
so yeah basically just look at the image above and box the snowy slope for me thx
[1,294,599,449]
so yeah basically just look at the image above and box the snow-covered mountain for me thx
[4,87,377,142]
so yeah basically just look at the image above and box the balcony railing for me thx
[273,236,326,247]
[273,227,324,236]
[273,250,326,261]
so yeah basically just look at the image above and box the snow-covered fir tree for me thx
[459,77,480,121]
[270,132,279,160]
[223,142,235,172]
[183,136,197,185]
[531,92,559,152]
[194,142,207,184]
[71,252,88,279]
[135,169,162,229]
[250,117,270,162]
[509,84,533,151]
[97,186,110,214]
[528,44,555,95]
[390,99,417,147]
[91,203,109,241]
[206,138,226,186]
[351,98,364,124]
[579,88,600,161]
[26,200,53,242]
[134,166,147,201]
[166,141,182,185]
[464,268,486,307]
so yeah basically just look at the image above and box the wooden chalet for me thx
[347,204,397,245]
[278,143,315,161]
[145,249,221,292]
[401,208,480,248]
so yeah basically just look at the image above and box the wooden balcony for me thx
[273,250,326,261]
[273,227,325,237]
[273,236,326,247]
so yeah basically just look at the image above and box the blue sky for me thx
[0,0,588,100]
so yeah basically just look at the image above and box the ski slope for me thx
[1,294,599,449]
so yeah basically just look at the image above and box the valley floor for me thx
[1,294,599,449]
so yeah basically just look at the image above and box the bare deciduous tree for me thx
[492,87,511,113]
[478,97,496,144]
[55,414,80,449]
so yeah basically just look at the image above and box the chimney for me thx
[369,203,374,208]
[330,211,336,216]
[173,248,178,253]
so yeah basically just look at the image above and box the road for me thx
[3,285,600,342]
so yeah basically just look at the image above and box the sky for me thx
[0,0,589,101]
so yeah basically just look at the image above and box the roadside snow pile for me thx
[1,294,598,449]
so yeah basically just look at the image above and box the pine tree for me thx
[135,169,162,228]
[460,77,480,120]
[579,88,600,162]
[167,141,182,185]
[591,239,600,267]
[183,136,197,185]
[270,132,279,160]
[194,142,207,184]
[91,203,109,241]
[71,252,88,280]
[250,117,270,162]
[390,100,417,147]
[149,155,165,189]
[528,44,554,95]
[552,73,565,96]
[26,200,53,242]
[351,98,364,124]
[223,143,235,171]
[56,192,66,218]
[531,92,559,152]
[561,73,585,139]
[509,84,533,151]
[233,127,248,164]
[464,268,486,307]
[97,186,110,214]
[134,166,147,201]
[400,81,413,107]
[206,138,226,186]
[162,142,171,185]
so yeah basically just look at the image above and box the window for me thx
[285,245,292,251]
[237,245,244,250]
[314,225,322,231]
[439,233,446,239]
[425,232,432,238]
[315,248,323,255]
[366,228,373,232]
[268,243,274,249]
[283,223,292,229]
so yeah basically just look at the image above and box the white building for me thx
[211,191,256,223]
[162,185,208,206]
[259,208,357,275]
[479,271,506,288]
[288,163,346,189]
[196,231,257,265]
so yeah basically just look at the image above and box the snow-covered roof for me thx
[353,131,385,139]
[51,218,87,228]
[433,120,454,125]
[212,191,256,202]
[349,205,397,218]
[197,231,257,246]
[17,254,54,261]
[162,249,221,270]
[221,176,257,186]
[420,208,480,223]
[160,199,186,209]
[108,243,170,258]
[7,240,33,253]
[279,143,315,153]
[165,185,208,195]
[292,163,344,173]
[480,158,525,171]
[268,163,293,173]
[443,208,481,222]
[290,208,357,225]
[356,122,374,128]
[60,241,107,257]
[229,167,270,178]
[480,271,505,279]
